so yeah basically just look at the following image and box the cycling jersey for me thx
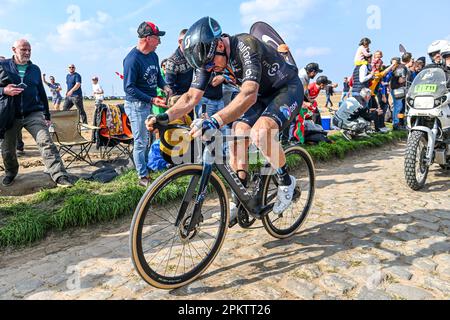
[191,34,298,97]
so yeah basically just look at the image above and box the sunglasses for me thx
[204,51,227,70]
[69,66,75,69]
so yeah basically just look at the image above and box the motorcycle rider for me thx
[427,40,449,65]
[440,45,450,87]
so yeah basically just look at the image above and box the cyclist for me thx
[146,17,303,216]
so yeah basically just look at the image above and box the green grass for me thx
[0,130,407,248]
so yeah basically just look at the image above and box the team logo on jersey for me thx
[268,63,280,77]
[184,35,192,49]
[280,105,291,120]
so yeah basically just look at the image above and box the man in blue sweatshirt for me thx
[123,21,172,187]
[0,39,72,187]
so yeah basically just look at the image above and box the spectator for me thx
[340,77,350,102]
[0,39,72,187]
[277,44,291,63]
[151,59,169,116]
[42,74,63,110]
[325,82,335,110]
[373,50,383,61]
[91,76,104,105]
[354,37,372,66]
[161,59,167,74]
[123,21,172,187]
[412,59,425,79]
[0,55,25,156]
[369,58,397,133]
[293,75,332,142]
[333,88,374,141]
[165,29,194,106]
[63,64,88,124]
[299,63,323,96]
[352,53,375,106]
[390,53,413,130]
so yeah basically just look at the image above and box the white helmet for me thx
[441,44,450,59]
[428,40,449,61]
[441,44,450,67]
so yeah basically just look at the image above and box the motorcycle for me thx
[405,67,450,190]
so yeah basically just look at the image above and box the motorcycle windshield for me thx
[408,68,448,99]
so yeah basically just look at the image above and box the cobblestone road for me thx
[1,143,449,300]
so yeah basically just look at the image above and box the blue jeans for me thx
[340,91,350,102]
[124,101,151,178]
[195,97,230,154]
[392,96,404,127]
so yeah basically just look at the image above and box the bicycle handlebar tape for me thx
[156,113,170,126]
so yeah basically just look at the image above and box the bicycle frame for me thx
[174,135,275,235]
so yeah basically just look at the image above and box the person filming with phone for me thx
[0,39,72,187]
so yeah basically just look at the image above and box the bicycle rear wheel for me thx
[261,146,315,239]
[130,164,229,289]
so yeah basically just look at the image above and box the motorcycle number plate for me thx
[414,84,438,94]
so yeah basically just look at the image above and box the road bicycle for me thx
[130,122,316,289]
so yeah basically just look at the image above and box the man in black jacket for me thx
[0,39,72,187]
[0,55,25,156]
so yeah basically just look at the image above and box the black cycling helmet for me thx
[182,17,222,69]
[316,76,331,85]
[305,63,323,74]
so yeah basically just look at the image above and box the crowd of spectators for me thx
[2,24,448,188]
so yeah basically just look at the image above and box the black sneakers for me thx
[139,177,150,188]
[2,176,15,187]
[56,176,74,188]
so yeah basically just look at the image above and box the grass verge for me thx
[0,130,407,248]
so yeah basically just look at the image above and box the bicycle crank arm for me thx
[248,204,274,220]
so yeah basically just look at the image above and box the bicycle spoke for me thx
[144,233,178,255]
[164,234,179,277]
[142,224,174,240]
[196,232,213,252]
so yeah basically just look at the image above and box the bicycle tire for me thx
[130,164,229,289]
[261,146,315,239]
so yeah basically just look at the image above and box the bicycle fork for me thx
[175,143,215,236]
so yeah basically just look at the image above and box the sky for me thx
[1,0,449,96]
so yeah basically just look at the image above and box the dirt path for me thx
[1,143,449,300]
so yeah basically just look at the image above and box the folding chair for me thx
[50,110,98,169]
[93,104,134,164]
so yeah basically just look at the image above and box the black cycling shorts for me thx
[237,76,304,130]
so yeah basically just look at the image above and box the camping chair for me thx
[93,104,134,164]
[50,110,98,169]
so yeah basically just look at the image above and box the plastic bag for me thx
[147,139,170,172]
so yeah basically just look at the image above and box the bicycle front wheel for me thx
[261,146,315,239]
[130,164,229,289]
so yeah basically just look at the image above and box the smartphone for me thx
[15,83,28,89]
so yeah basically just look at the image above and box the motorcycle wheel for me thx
[404,131,430,190]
